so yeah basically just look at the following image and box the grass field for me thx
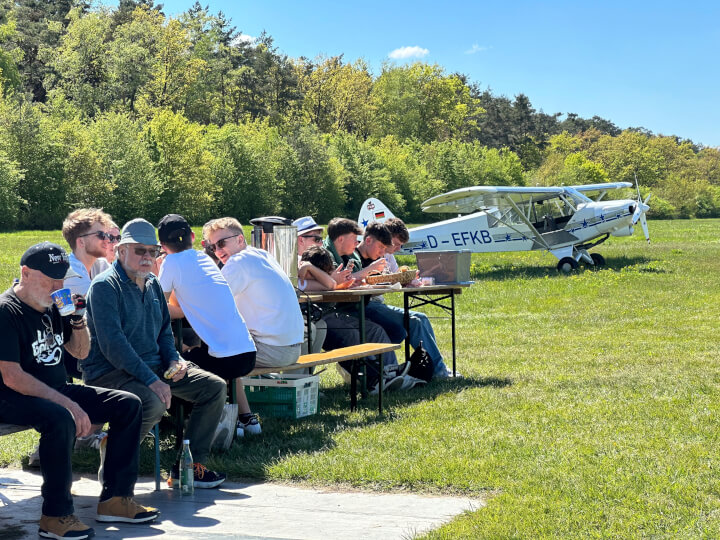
[2,219,720,538]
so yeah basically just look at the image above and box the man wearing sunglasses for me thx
[202,217,305,436]
[82,219,228,488]
[62,208,119,298]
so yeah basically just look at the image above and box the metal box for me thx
[414,250,471,284]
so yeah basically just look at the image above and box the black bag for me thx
[299,302,324,322]
[407,341,434,382]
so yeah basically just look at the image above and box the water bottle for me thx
[179,439,194,495]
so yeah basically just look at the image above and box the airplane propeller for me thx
[632,173,651,243]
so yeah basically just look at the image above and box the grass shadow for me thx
[473,254,660,281]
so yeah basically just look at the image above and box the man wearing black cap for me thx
[0,242,159,540]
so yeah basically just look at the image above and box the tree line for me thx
[0,0,718,230]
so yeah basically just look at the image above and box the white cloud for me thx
[388,46,429,60]
[232,33,256,46]
[465,44,490,55]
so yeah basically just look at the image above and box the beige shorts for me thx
[254,340,302,368]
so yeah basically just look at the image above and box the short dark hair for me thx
[384,217,409,243]
[363,221,392,246]
[301,245,335,274]
[327,218,362,241]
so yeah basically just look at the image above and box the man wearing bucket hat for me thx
[0,242,159,539]
[82,219,228,489]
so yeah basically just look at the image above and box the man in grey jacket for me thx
[82,218,227,489]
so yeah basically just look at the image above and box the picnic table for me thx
[309,283,471,374]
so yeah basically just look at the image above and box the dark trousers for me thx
[184,345,256,380]
[89,363,227,464]
[0,384,142,517]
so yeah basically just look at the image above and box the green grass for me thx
[3,220,720,537]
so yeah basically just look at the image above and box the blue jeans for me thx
[365,301,448,376]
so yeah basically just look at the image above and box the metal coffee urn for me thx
[249,216,298,286]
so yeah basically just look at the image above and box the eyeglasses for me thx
[133,246,161,258]
[78,230,121,243]
[301,235,323,243]
[203,234,240,253]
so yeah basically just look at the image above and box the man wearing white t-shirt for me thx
[156,215,258,436]
[202,217,305,433]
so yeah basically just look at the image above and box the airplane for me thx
[358,182,651,272]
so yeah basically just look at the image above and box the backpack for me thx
[407,341,434,382]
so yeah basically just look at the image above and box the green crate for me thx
[241,373,319,419]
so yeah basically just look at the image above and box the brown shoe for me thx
[96,496,159,523]
[38,514,95,539]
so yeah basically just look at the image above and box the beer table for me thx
[310,283,471,374]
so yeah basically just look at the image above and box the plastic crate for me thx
[241,373,319,419]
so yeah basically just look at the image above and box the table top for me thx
[309,282,472,303]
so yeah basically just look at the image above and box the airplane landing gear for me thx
[557,257,579,273]
[590,253,606,267]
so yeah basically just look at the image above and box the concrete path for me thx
[0,469,483,539]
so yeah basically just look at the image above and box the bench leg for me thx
[153,423,161,491]
[350,361,358,411]
[378,352,384,415]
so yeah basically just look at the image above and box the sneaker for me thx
[167,462,179,489]
[193,463,226,489]
[399,375,428,391]
[384,361,411,378]
[75,430,107,451]
[369,374,405,395]
[237,413,261,436]
[39,514,95,539]
[96,496,159,523]
[96,433,108,484]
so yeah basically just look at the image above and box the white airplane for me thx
[358,182,651,272]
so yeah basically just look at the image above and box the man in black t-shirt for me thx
[0,242,159,540]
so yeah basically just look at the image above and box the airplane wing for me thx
[421,186,565,214]
[570,182,633,197]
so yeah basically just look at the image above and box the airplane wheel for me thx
[590,253,606,267]
[557,257,579,273]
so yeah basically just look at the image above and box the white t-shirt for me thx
[222,247,304,347]
[158,249,255,357]
[65,252,110,296]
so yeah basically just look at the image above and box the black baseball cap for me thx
[158,214,192,244]
[20,242,80,280]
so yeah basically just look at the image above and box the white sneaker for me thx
[369,374,405,395]
[399,375,427,391]
[237,414,262,436]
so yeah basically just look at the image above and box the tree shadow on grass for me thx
[473,254,660,281]
[68,376,512,482]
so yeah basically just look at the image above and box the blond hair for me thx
[202,217,244,241]
[62,208,115,250]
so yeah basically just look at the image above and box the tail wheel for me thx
[557,257,579,273]
[590,253,606,267]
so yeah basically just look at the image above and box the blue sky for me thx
[142,1,719,147]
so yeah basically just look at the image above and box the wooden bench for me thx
[243,342,402,414]
[0,423,30,437]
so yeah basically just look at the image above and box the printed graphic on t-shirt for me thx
[30,314,64,366]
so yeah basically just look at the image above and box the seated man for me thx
[202,217,305,434]
[321,218,405,392]
[362,218,452,378]
[156,214,257,435]
[0,242,158,540]
[82,219,227,489]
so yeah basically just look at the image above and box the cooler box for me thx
[241,373,319,419]
[414,250,471,284]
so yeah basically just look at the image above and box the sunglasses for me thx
[203,234,240,253]
[78,230,122,243]
[133,246,161,258]
[301,235,323,243]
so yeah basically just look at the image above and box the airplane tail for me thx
[358,198,396,230]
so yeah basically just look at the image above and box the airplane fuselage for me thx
[402,199,638,258]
